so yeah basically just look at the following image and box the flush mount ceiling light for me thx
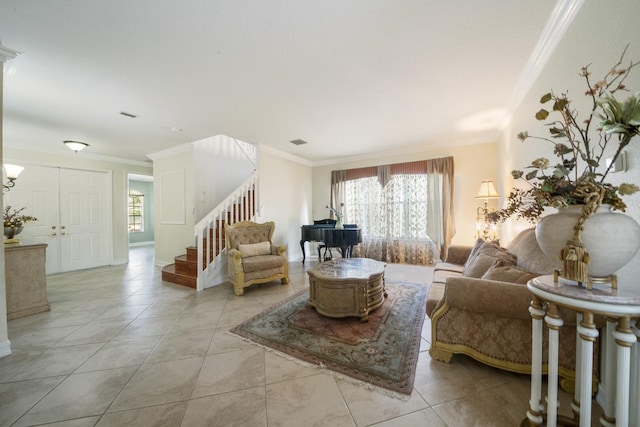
[290,139,308,146]
[63,140,89,153]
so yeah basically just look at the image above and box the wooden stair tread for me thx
[161,263,197,289]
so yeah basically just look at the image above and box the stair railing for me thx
[233,137,258,170]
[194,171,259,290]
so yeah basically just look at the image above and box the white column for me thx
[577,313,599,427]
[613,317,635,427]
[600,317,618,427]
[527,298,546,425]
[631,319,640,427]
[572,312,583,418]
[546,303,564,427]
[0,44,20,358]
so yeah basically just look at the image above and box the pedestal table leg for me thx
[527,297,546,426]
[613,316,635,427]
[545,303,564,427]
[631,319,640,427]
[600,318,617,427]
[577,312,598,427]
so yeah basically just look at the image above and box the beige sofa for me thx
[426,228,598,390]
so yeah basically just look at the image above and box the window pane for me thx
[128,191,144,233]
[345,174,428,240]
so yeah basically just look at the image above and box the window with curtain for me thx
[345,174,429,240]
[330,156,455,264]
[128,191,144,233]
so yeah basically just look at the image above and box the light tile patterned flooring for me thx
[0,245,592,426]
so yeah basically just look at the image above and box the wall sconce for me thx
[64,140,89,153]
[3,164,24,192]
[474,180,500,241]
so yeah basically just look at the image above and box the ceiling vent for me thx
[120,111,137,118]
[290,139,308,146]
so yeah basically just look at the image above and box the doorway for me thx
[4,165,112,274]
[127,173,155,247]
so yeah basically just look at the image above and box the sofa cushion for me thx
[426,282,445,316]
[241,254,284,273]
[462,238,486,270]
[434,262,465,274]
[481,264,538,285]
[433,268,463,285]
[463,243,517,278]
[239,241,271,258]
[506,228,556,275]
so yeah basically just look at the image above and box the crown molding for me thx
[258,143,313,167]
[506,0,585,114]
[146,143,193,161]
[0,44,20,62]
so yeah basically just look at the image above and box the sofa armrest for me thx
[228,248,242,259]
[444,245,473,266]
[444,276,531,320]
[271,244,287,256]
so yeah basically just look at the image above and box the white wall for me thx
[0,57,10,356]
[257,147,313,261]
[311,142,498,248]
[152,145,196,266]
[499,0,640,284]
[193,135,256,222]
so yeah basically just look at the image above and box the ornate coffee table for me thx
[307,258,387,321]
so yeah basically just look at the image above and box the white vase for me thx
[335,217,344,230]
[535,205,640,279]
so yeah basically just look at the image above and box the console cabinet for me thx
[5,243,50,320]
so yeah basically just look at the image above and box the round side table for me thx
[525,275,640,427]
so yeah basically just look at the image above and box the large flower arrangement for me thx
[3,205,38,227]
[490,48,640,224]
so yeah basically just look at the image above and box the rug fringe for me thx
[226,330,411,401]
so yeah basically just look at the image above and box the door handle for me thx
[51,232,57,236]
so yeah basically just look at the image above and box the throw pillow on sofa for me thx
[238,241,272,257]
[463,241,517,278]
[481,263,538,284]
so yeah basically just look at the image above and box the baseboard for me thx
[0,339,12,358]
[129,241,154,247]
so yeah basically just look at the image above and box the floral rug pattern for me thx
[229,280,427,395]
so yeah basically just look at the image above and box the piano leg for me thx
[323,247,333,261]
[300,240,306,263]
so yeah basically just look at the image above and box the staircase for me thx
[161,172,259,290]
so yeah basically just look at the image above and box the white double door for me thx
[5,165,111,275]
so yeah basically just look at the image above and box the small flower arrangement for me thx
[326,202,345,220]
[490,47,640,224]
[3,205,38,227]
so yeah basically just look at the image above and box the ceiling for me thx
[0,1,573,166]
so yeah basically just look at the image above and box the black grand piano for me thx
[300,219,362,262]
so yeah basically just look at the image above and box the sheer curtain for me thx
[329,157,455,264]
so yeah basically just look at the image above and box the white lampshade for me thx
[475,180,499,199]
[64,140,89,153]
[3,164,24,179]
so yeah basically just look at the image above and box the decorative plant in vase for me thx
[488,47,640,286]
[3,205,38,241]
[326,203,345,229]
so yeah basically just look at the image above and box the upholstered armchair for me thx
[225,221,289,296]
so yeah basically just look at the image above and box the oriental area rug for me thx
[229,280,427,395]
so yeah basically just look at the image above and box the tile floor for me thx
[0,245,597,426]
